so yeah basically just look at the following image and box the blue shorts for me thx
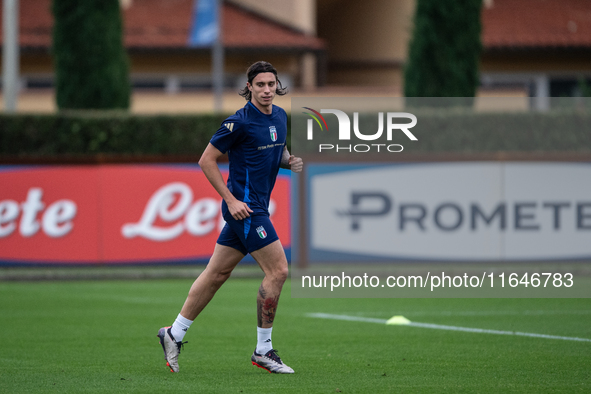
[217,214,279,255]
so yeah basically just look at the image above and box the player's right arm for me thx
[198,143,253,220]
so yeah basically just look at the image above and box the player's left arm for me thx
[280,146,303,173]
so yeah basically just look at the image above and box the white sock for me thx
[256,327,273,354]
[170,314,193,342]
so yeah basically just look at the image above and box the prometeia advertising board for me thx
[308,162,591,261]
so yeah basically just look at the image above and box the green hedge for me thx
[1,111,590,158]
[0,112,225,156]
[406,110,591,153]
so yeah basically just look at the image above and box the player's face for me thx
[248,72,277,112]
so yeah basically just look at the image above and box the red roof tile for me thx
[6,0,53,48]
[123,0,193,48]
[0,0,324,51]
[223,4,324,49]
[482,0,591,49]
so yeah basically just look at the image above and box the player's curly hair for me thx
[239,61,288,101]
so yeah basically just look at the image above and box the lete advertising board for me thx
[308,162,591,261]
[0,165,290,265]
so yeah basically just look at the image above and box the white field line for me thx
[307,313,591,343]
[336,310,591,317]
[396,310,591,317]
[308,313,389,324]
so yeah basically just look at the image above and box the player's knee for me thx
[212,270,232,288]
[269,266,288,285]
[202,266,232,288]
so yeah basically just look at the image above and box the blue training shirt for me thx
[209,101,288,217]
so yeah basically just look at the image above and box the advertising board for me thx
[307,162,591,261]
[0,165,291,265]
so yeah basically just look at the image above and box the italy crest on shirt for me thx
[269,126,277,142]
[256,226,267,239]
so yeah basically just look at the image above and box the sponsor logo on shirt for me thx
[269,126,277,142]
[224,123,235,132]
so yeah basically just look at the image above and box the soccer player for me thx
[158,61,303,374]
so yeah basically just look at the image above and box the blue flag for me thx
[188,0,219,47]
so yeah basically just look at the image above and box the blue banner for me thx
[188,0,219,47]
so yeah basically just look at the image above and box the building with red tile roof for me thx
[479,0,591,107]
[1,0,325,91]
[482,0,591,49]
[1,0,590,106]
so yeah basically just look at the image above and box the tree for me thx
[404,0,482,97]
[53,0,130,109]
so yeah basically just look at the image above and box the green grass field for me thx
[1,277,590,393]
